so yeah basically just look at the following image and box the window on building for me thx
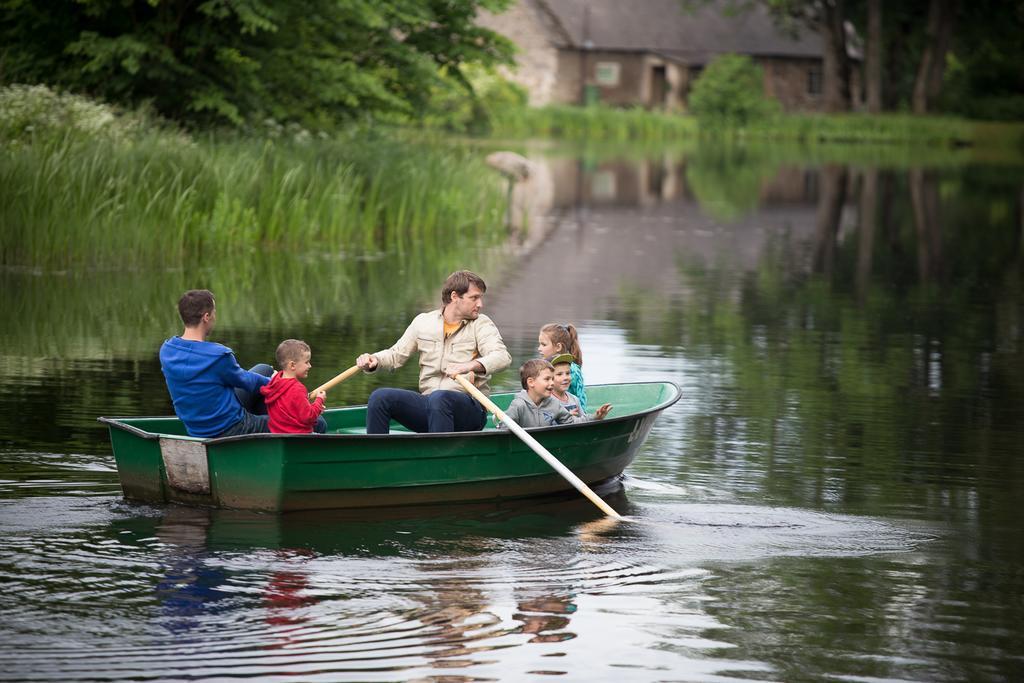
[595,62,621,87]
[807,65,823,96]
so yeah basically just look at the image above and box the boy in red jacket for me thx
[260,339,328,434]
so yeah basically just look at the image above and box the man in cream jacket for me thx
[356,270,512,433]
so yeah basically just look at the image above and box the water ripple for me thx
[0,452,961,683]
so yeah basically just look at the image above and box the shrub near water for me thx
[0,84,148,142]
[0,86,506,268]
[688,54,781,127]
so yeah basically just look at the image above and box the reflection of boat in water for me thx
[99,382,680,513]
[110,492,632,557]
[108,502,600,673]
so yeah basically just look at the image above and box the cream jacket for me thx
[369,310,512,395]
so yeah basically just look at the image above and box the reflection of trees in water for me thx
[856,167,879,301]
[606,166,1024,682]
[608,164,1024,516]
[697,555,1019,683]
[909,168,944,283]
[684,144,781,222]
[0,245,505,362]
[813,164,849,276]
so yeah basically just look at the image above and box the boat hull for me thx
[100,382,679,512]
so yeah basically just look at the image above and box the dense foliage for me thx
[764,0,1024,118]
[687,54,780,126]
[938,0,1024,121]
[0,0,515,128]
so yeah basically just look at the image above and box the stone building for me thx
[478,0,840,112]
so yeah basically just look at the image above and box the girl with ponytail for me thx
[537,323,588,414]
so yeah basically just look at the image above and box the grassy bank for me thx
[740,112,1024,148]
[490,104,1024,151]
[0,87,507,269]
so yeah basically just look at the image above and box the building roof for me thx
[540,0,825,63]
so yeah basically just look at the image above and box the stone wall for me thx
[758,56,825,112]
[552,50,687,109]
[553,49,583,104]
[476,0,561,106]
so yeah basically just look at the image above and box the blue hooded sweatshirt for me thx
[159,337,269,437]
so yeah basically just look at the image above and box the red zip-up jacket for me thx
[259,374,324,434]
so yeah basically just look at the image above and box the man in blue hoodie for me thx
[159,290,272,438]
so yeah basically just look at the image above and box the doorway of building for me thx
[649,65,668,109]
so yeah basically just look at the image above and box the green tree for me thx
[688,53,780,126]
[938,0,1024,120]
[0,0,515,128]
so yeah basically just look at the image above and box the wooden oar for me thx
[453,373,622,519]
[309,365,360,400]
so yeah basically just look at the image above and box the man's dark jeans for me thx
[218,408,326,437]
[366,388,486,434]
[217,408,270,438]
[218,363,273,437]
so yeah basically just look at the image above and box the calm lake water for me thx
[2,144,1024,681]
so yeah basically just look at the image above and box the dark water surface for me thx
[2,147,1024,681]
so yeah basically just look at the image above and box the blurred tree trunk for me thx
[857,167,879,300]
[764,0,853,110]
[912,0,959,113]
[814,165,849,276]
[865,0,882,112]
[883,13,911,110]
[909,169,943,282]
[821,0,853,111]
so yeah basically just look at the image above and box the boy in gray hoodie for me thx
[498,359,583,429]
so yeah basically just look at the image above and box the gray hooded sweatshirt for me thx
[497,390,583,429]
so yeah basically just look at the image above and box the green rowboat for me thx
[99,381,680,512]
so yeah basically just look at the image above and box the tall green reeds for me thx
[491,105,699,142]
[1,120,507,269]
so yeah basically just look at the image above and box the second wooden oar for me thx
[453,373,621,519]
[309,365,360,400]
